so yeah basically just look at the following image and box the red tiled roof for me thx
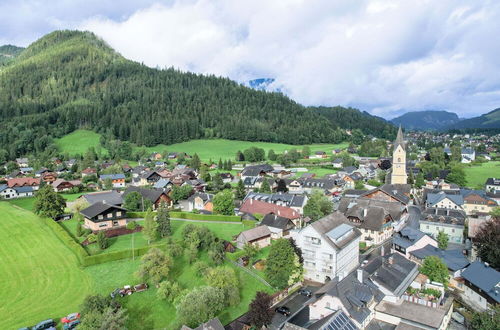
[7,177,40,187]
[82,167,97,174]
[239,199,300,219]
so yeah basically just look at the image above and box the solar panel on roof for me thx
[326,223,353,241]
[324,311,358,330]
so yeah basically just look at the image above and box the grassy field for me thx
[464,161,500,188]
[136,138,348,162]
[55,129,107,156]
[8,193,84,212]
[0,202,93,329]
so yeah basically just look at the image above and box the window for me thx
[113,220,119,227]
[99,223,107,227]
[107,213,113,219]
[98,215,103,220]
[116,211,122,216]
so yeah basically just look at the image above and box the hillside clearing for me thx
[464,161,500,188]
[55,129,107,156]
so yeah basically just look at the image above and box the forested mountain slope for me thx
[0,45,24,65]
[391,110,461,130]
[0,30,395,159]
[448,108,500,129]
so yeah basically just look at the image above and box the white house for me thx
[461,261,500,311]
[294,212,361,283]
[461,148,475,163]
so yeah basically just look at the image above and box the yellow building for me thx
[391,126,408,184]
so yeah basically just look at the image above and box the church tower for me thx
[391,126,407,184]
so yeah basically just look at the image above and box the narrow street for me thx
[269,285,319,329]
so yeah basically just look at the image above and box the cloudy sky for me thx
[1,0,500,119]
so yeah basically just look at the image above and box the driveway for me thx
[269,285,319,329]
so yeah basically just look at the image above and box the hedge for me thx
[40,217,89,264]
[81,242,167,267]
[127,211,241,222]
[227,249,247,262]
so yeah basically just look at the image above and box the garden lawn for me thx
[0,202,93,329]
[55,129,108,156]
[8,197,35,211]
[302,167,338,178]
[134,138,348,162]
[85,251,272,329]
[464,161,500,188]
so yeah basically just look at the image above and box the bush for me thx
[87,233,97,243]
[97,231,108,250]
[76,222,83,237]
[126,221,137,230]
[193,261,210,277]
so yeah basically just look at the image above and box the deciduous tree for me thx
[437,231,449,250]
[176,286,225,327]
[156,201,171,237]
[248,292,274,329]
[419,256,449,286]
[136,248,172,285]
[33,185,66,218]
[142,208,158,244]
[213,189,234,215]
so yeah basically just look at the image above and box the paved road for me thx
[270,286,319,329]
[406,205,422,229]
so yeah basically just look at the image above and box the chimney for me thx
[388,256,394,265]
[357,269,363,283]
[363,208,368,217]
[381,245,385,256]
[250,199,253,205]
[278,210,281,216]
[102,200,106,204]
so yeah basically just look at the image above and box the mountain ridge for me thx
[0,30,396,159]
[391,110,461,130]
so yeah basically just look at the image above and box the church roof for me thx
[394,125,405,150]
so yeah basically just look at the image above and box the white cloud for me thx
[4,0,500,119]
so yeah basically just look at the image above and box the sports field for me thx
[0,202,93,329]
[464,161,500,188]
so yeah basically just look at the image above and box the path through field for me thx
[0,202,92,329]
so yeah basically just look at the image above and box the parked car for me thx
[275,306,291,316]
[61,313,80,323]
[110,288,121,299]
[63,319,81,330]
[32,319,56,330]
[298,289,312,297]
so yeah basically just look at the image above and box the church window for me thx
[398,158,401,162]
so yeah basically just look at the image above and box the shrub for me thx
[87,233,97,243]
[97,231,108,250]
[126,220,137,230]
[193,261,210,277]
[76,222,83,237]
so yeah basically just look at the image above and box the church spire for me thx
[394,125,405,150]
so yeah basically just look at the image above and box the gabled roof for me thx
[7,177,40,187]
[80,202,126,219]
[486,177,500,186]
[188,192,213,203]
[361,184,411,205]
[260,213,294,230]
[239,199,300,219]
[99,173,125,180]
[426,191,464,207]
[237,225,271,242]
[153,178,171,189]
[81,190,123,206]
[123,187,166,203]
[307,212,362,251]
[410,244,469,272]
[393,227,432,249]
[461,261,500,303]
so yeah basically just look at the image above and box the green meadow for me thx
[464,161,500,188]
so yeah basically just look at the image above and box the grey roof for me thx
[327,223,355,241]
[308,212,362,251]
[14,186,34,193]
[80,202,126,219]
[315,270,384,324]
[485,178,500,186]
[375,300,450,329]
[461,147,475,155]
[244,192,306,207]
[237,225,271,242]
[188,192,213,203]
[260,213,294,230]
[82,191,123,206]
[393,227,430,249]
[426,191,464,207]
[364,253,419,297]
[99,173,125,180]
[461,261,500,303]
[361,184,411,205]
[410,244,470,271]
[182,317,225,330]
[241,164,274,177]
[0,184,9,192]
[154,178,171,189]
[123,186,166,203]
[342,166,358,174]
[421,208,466,226]
[394,126,405,151]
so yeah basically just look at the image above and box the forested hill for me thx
[448,108,500,130]
[391,110,461,130]
[0,45,24,65]
[0,30,395,159]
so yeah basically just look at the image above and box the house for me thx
[51,179,82,192]
[153,178,173,190]
[167,152,190,160]
[236,225,272,249]
[460,189,498,215]
[312,151,328,159]
[338,198,402,246]
[19,167,33,175]
[409,244,470,287]
[80,202,128,231]
[243,192,308,215]
[79,190,123,206]
[123,186,172,209]
[260,213,296,238]
[239,198,301,221]
[420,208,466,244]
[240,164,274,180]
[81,167,97,177]
[99,173,126,188]
[361,184,411,206]
[461,148,475,163]
[332,158,343,168]
[182,179,207,192]
[294,212,361,283]
[150,152,163,161]
[41,172,57,183]
[7,177,40,190]
[461,261,500,311]
[426,191,464,210]
[35,168,50,177]
[139,171,162,186]
[186,193,214,212]
[15,157,29,167]
[181,317,224,330]
[219,172,234,183]
[286,269,384,329]
[485,178,500,193]
[0,184,18,199]
[392,227,438,259]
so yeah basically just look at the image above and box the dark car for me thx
[32,319,56,330]
[298,289,312,297]
[275,306,291,316]
[63,319,81,330]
